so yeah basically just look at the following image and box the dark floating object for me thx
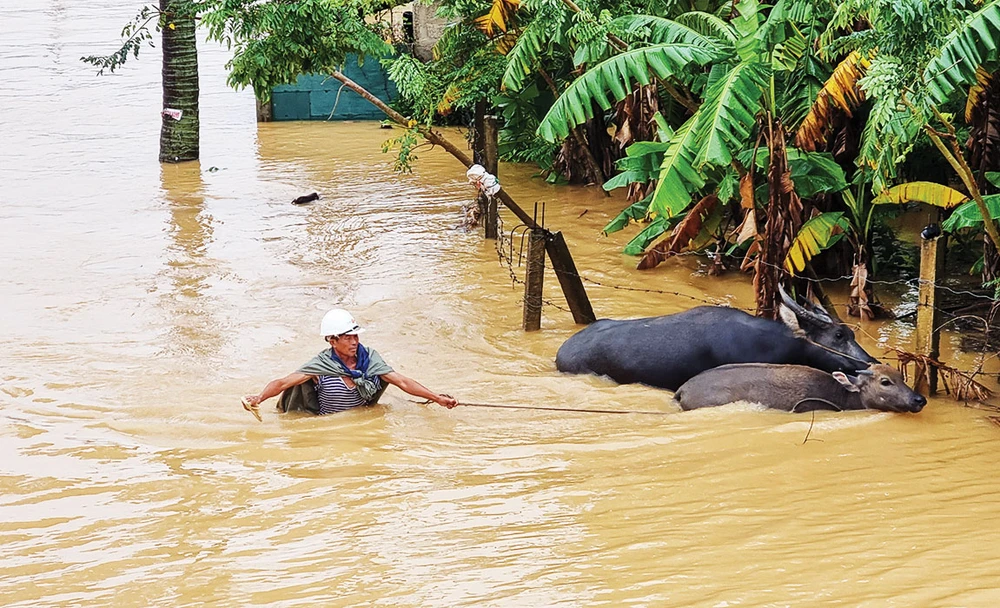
[292,192,320,205]
[921,223,941,240]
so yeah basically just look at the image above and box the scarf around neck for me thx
[297,344,393,403]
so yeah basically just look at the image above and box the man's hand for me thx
[436,394,459,409]
[242,395,263,422]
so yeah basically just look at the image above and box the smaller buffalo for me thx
[674,363,927,413]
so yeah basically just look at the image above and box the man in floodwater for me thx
[242,309,458,418]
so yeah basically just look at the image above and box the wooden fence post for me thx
[915,216,945,395]
[473,101,488,230]
[484,115,499,239]
[523,228,546,331]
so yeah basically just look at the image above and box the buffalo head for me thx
[833,364,927,413]
[778,286,878,374]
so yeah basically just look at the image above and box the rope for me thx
[412,399,671,416]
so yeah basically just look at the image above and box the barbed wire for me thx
[492,210,1000,340]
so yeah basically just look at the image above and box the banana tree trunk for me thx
[755,115,804,319]
[159,0,199,163]
[967,69,1000,285]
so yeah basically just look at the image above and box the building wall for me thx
[267,57,397,121]
[261,4,445,121]
[412,3,448,62]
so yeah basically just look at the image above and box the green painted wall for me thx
[270,55,397,121]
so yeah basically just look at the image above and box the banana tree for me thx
[784,178,970,318]
[496,0,705,186]
[536,0,839,316]
[819,0,1000,254]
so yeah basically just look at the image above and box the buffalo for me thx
[674,363,927,413]
[555,288,877,392]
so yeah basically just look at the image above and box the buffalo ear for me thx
[778,304,805,336]
[832,372,861,392]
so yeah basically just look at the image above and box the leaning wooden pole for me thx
[330,70,596,325]
[331,71,537,226]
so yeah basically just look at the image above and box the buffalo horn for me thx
[778,284,829,326]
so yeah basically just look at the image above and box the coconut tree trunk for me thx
[159,0,199,163]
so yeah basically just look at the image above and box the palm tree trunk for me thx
[159,0,199,163]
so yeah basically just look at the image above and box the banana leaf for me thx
[537,43,726,142]
[872,182,969,207]
[941,194,1000,231]
[784,211,849,274]
[924,0,1000,104]
[603,194,653,235]
[624,216,677,256]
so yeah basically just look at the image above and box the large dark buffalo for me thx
[555,289,877,391]
[675,363,927,413]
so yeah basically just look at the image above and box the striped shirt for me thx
[315,374,380,415]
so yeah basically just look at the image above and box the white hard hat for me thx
[320,308,365,337]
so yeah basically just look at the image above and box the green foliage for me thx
[787,150,848,198]
[924,0,1000,104]
[384,54,444,125]
[738,147,849,198]
[501,8,569,91]
[674,11,738,45]
[549,0,850,256]
[567,9,616,66]
[201,0,393,96]
[781,53,829,131]
[942,195,1000,232]
[691,62,767,167]
[648,113,706,219]
[819,0,998,194]
[536,43,726,141]
[495,83,559,166]
[611,14,722,47]
[603,194,654,234]
[603,140,670,191]
[381,126,422,172]
[624,216,675,255]
[81,5,159,74]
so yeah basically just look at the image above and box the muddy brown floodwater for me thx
[3,2,1000,606]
